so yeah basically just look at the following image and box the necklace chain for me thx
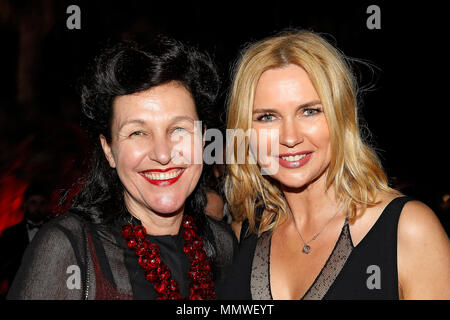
[289,205,343,254]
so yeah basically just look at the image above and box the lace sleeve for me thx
[7,215,86,300]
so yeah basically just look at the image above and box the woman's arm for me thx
[7,218,85,300]
[397,201,450,299]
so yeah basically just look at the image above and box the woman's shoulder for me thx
[42,211,88,234]
[396,198,450,298]
[349,192,407,246]
[397,199,445,239]
[29,211,91,250]
[351,192,449,268]
[363,192,445,243]
[7,211,89,299]
[397,198,449,262]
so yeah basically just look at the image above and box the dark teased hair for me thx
[68,36,220,255]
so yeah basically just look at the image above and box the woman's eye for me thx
[130,131,144,137]
[172,127,188,135]
[171,127,193,138]
[257,114,276,122]
[303,108,321,116]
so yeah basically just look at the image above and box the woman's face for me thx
[100,82,203,216]
[251,64,331,190]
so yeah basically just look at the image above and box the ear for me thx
[99,135,116,168]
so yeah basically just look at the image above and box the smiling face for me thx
[251,64,331,190]
[100,81,203,217]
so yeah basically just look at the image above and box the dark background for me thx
[0,0,448,235]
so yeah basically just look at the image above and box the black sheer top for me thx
[7,211,237,300]
[221,196,413,300]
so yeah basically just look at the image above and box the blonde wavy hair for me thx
[225,29,399,236]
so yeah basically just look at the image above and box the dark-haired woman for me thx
[8,37,236,300]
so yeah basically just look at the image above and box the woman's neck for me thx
[281,174,342,227]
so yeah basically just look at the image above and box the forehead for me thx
[255,64,319,101]
[112,82,198,123]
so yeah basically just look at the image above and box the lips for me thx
[278,151,313,169]
[139,167,186,186]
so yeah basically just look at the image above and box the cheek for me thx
[114,143,147,172]
[189,164,203,183]
[171,133,203,165]
[303,119,330,149]
[250,127,279,161]
[250,127,280,175]
[303,120,332,169]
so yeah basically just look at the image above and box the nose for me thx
[279,118,303,148]
[149,134,173,165]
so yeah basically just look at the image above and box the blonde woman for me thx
[223,30,450,300]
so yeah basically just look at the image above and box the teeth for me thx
[143,169,183,181]
[281,154,308,161]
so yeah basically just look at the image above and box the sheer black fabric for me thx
[221,196,413,300]
[7,211,236,300]
[249,216,353,300]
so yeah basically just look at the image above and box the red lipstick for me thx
[139,167,185,186]
[141,167,183,173]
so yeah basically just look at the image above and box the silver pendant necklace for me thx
[289,205,342,254]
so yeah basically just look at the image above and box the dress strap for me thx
[250,230,273,300]
[302,218,353,299]
[250,214,353,300]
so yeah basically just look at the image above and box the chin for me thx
[273,172,310,190]
[147,205,184,217]
[279,181,308,190]
[138,190,183,215]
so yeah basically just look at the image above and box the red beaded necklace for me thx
[121,214,216,300]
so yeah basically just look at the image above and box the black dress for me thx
[221,196,413,300]
[7,211,236,300]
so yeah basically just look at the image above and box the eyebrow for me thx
[170,115,197,123]
[119,116,197,131]
[119,119,146,131]
[253,100,322,114]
